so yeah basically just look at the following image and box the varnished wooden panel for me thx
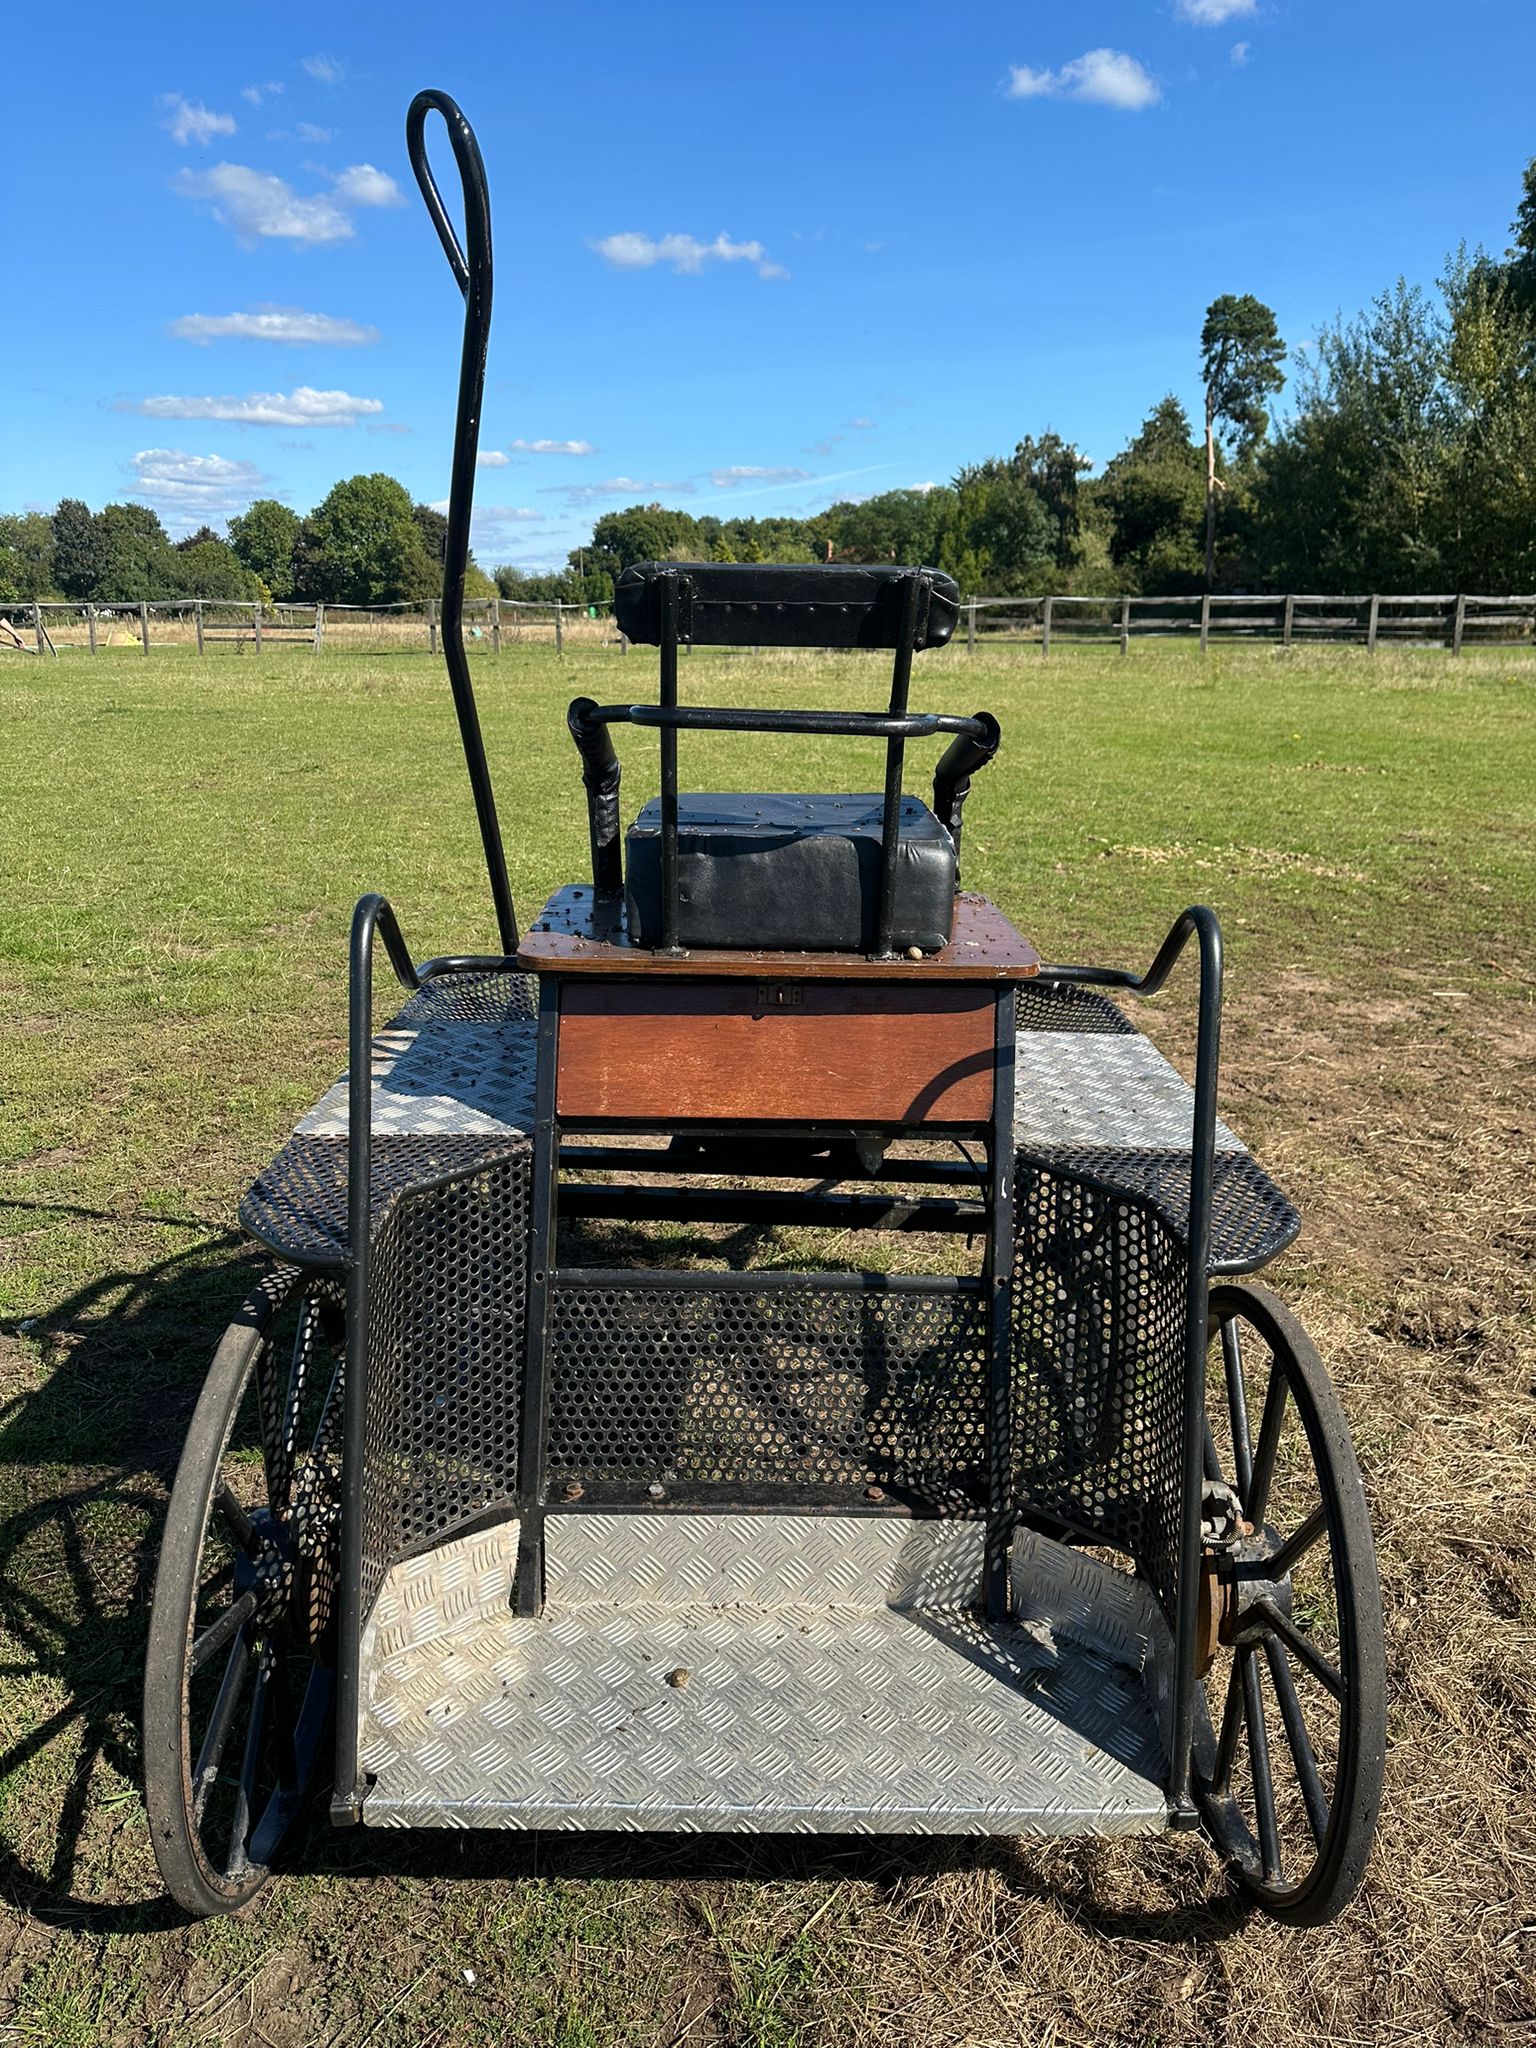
[556,982,997,1125]
[520,888,1039,982]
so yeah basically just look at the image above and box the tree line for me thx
[0,474,496,610]
[5,160,1533,608]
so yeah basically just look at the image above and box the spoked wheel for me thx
[145,1265,345,1916]
[1193,1282,1386,1925]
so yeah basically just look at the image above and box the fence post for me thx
[1283,593,1295,648]
[1199,592,1211,653]
[1119,594,1130,657]
[490,597,500,654]
[428,598,438,654]
[619,632,629,655]
[554,602,564,655]
[139,601,151,656]
[1367,594,1380,654]
[314,602,325,653]
[1040,596,1053,658]
[86,605,97,656]
[1452,592,1466,657]
[252,604,262,654]
[195,600,205,656]
[32,602,43,655]
[967,601,976,654]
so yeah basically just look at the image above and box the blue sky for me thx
[4,0,1533,571]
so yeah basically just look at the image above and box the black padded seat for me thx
[624,791,957,952]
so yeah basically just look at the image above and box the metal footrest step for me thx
[357,1517,1172,1835]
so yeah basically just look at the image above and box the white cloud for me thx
[296,122,335,143]
[477,451,510,467]
[127,448,270,529]
[709,465,812,488]
[241,81,283,106]
[1176,0,1255,22]
[1005,49,1161,110]
[1230,41,1251,64]
[120,386,385,428]
[331,163,404,208]
[173,164,351,243]
[302,53,344,84]
[170,306,379,346]
[910,481,939,494]
[159,95,237,146]
[509,437,598,456]
[592,231,788,281]
[846,416,876,431]
[544,476,696,506]
[174,160,407,244]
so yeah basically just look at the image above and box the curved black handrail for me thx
[405,90,518,955]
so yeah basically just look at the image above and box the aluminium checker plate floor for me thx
[358,1516,1172,1835]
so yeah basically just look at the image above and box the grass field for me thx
[1,638,1533,2047]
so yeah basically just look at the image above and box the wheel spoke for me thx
[1221,1315,1253,1503]
[1247,1361,1289,1525]
[1240,1645,1283,1882]
[1269,1501,1330,1581]
[1212,1656,1245,1793]
[214,1485,261,1558]
[227,1652,272,1875]
[191,1589,258,1674]
[1254,1597,1345,1701]
[1264,1638,1331,1848]
[192,1639,254,1826]
[1203,1414,1221,1483]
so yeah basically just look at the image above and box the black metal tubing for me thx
[334,892,420,1822]
[932,712,1002,873]
[559,1183,987,1233]
[584,704,991,742]
[558,1144,986,1186]
[875,573,923,957]
[514,978,561,1617]
[982,989,1017,1621]
[658,573,682,949]
[566,698,623,896]
[553,1266,983,1295]
[416,952,523,980]
[1039,905,1224,1827]
[405,91,518,956]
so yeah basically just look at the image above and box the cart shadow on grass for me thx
[0,1209,1254,1942]
[0,1214,270,1930]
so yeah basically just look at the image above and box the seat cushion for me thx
[624,792,957,952]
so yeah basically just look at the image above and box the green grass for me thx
[0,638,1533,2047]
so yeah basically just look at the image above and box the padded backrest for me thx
[613,561,961,652]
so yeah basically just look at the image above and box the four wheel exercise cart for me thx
[143,92,1387,1925]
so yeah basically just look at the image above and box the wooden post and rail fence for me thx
[5,591,1535,658]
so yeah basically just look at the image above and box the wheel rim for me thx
[160,1272,345,1900]
[1192,1284,1384,1922]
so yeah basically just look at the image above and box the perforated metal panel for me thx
[1011,1161,1187,1609]
[548,1283,988,1509]
[361,1151,531,1611]
[1016,983,1136,1034]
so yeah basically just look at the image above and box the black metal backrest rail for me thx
[567,565,1002,951]
[405,90,518,956]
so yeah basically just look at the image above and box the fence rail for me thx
[0,596,620,658]
[5,590,1536,658]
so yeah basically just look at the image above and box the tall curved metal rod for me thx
[332,891,420,1820]
[405,89,518,955]
[1039,904,1224,1827]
